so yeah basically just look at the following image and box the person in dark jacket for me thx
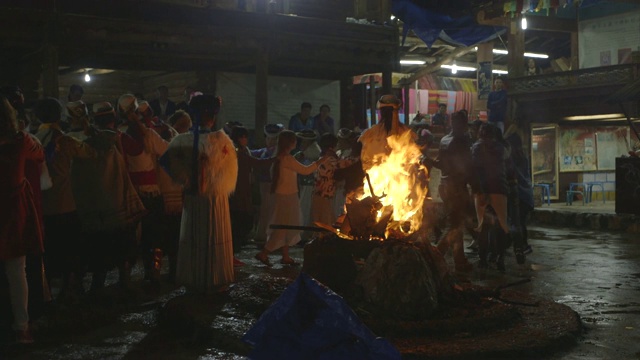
[422,110,475,272]
[471,123,513,271]
[504,122,535,256]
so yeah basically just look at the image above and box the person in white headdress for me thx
[160,94,238,293]
[359,94,415,172]
[65,100,90,141]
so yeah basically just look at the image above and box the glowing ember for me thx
[359,129,428,238]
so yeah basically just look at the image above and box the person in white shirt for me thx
[254,130,327,266]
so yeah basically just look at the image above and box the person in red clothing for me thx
[0,96,44,344]
[118,94,169,284]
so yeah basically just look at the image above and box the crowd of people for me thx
[0,87,533,346]
[422,110,534,273]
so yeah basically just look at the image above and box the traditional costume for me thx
[162,126,238,293]
[65,100,90,141]
[35,119,96,295]
[311,147,355,228]
[118,94,169,282]
[71,102,146,288]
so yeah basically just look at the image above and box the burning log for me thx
[303,94,454,318]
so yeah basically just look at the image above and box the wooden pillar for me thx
[570,31,579,70]
[41,44,59,99]
[507,17,525,78]
[369,75,377,126]
[476,42,493,114]
[507,17,525,126]
[255,48,268,147]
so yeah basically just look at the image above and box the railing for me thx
[509,64,640,95]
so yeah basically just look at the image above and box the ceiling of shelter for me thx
[393,0,639,81]
[12,0,638,92]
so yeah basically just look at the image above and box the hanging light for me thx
[441,64,477,71]
[521,16,528,30]
[84,70,91,82]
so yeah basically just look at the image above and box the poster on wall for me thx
[578,9,640,69]
[477,61,492,100]
[559,127,597,172]
[596,127,630,170]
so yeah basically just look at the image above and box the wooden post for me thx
[255,47,268,147]
[570,31,579,70]
[41,44,59,99]
[507,17,525,78]
[507,17,525,125]
[476,42,493,115]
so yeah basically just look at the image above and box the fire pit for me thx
[299,98,581,358]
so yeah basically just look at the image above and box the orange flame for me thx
[360,130,428,238]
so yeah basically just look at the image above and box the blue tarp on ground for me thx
[392,0,506,48]
[242,273,401,360]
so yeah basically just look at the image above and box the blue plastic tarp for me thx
[242,273,401,360]
[392,0,506,48]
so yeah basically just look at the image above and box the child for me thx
[311,133,355,230]
[255,130,326,266]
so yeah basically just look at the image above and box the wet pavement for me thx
[2,225,640,359]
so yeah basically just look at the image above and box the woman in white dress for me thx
[161,95,238,293]
[254,130,326,266]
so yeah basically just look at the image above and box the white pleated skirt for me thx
[177,194,234,293]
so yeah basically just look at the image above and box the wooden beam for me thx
[403,45,476,84]
[526,16,577,33]
[477,10,577,33]
[476,10,508,27]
